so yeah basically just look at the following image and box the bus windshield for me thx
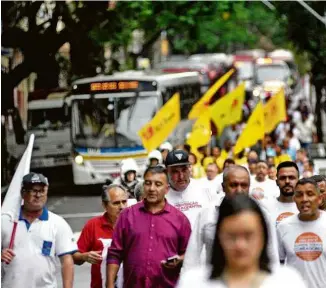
[256,65,289,84]
[28,107,70,131]
[71,95,158,148]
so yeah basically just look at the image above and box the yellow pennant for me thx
[138,93,180,152]
[264,88,287,134]
[210,82,245,136]
[188,68,235,119]
[187,113,211,149]
[234,101,265,155]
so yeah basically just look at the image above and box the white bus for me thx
[27,91,71,169]
[70,71,201,185]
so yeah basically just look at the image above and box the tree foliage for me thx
[273,1,326,141]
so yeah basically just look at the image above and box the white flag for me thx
[2,134,35,221]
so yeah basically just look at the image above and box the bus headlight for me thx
[74,155,84,165]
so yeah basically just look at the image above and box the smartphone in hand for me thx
[166,255,180,263]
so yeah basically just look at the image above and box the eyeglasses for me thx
[27,188,47,196]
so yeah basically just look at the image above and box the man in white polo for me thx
[277,177,326,288]
[1,172,77,288]
[165,149,220,228]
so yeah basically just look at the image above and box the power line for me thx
[261,0,275,11]
[296,0,326,26]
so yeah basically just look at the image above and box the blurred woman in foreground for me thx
[178,195,306,288]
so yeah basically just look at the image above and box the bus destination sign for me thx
[90,81,139,92]
[73,80,157,94]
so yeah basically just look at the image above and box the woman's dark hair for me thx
[210,194,271,279]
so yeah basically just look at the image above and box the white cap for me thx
[159,142,173,152]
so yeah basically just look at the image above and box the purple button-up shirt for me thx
[107,200,191,288]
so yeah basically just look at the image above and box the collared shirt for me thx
[1,206,77,288]
[107,201,191,288]
[77,213,114,288]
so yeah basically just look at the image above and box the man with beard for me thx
[182,165,279,272]
[262,161,299,227]
[165,150,220,228]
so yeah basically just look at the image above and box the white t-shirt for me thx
[1,209,77,288]
[182,197,280,272]
[289,136,301,151]
[250,177,280,200]
[177,265,307,288]
[182,205,220,271]
[277,211,326,288]
[166,179,220,228]
[197,175,225,199]
[262,198,299,228]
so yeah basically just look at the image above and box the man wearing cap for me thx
[1,172,77,288]
[165,149,220,228]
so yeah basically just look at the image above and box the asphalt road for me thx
[48,185,104,288]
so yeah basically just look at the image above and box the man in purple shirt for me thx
[106,165,192,288]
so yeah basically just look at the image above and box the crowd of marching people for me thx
[2,131,326,288]
[1,90,325,287]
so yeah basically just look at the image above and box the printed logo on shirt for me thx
[294,232,323,261]
[174,201,202,212]
[251,187,264,199]
[276,212,295,226]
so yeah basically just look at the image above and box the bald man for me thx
[73,184,128,288]
[182,165,279,272]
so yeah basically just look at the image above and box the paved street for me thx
[48,188,103,288]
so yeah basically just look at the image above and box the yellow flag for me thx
[210,82,245,136]
[187,113,211,149]
[234,101,265,155]
[188,68,235,119]
[138,93,180,152]
[264,88,287,134]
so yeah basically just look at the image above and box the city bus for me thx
[27,91,71,170]
[69,71,201,185]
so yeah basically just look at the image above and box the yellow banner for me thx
[234,101,265,155]
[138,93,180,152]
[210,82,245,136]
[264,88,287,134]
[188,68,235,119]
[187,113,211,149]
